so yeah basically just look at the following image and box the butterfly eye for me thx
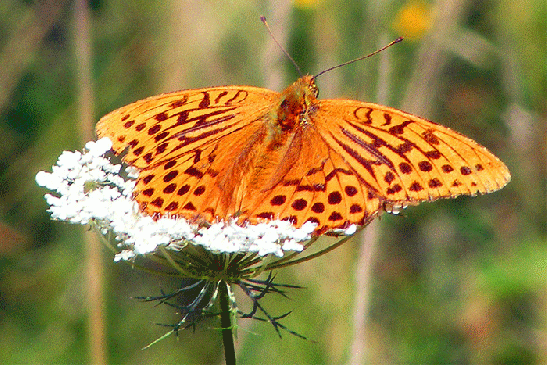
[309,81,319,98]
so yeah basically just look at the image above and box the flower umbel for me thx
[36,139,359,354]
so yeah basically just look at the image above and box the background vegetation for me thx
[1,0,545,363]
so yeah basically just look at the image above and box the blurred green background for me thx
[1,0,545,363]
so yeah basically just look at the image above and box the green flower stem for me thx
[219,280,236,365]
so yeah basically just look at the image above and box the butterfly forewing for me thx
[97,86,279,168]
[97,86,280,221]
[313,99,510,206]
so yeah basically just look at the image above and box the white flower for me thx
[36,138,317,260]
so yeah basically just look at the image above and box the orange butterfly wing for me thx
[96,76,510,234]
[312,99,509,202]
[96,85,282,222]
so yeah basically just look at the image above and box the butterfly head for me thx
[295,75,319,98]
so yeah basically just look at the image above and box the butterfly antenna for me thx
[314,37,403,79]
[260,16,303,76]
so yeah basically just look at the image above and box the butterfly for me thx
[96,74,510,235]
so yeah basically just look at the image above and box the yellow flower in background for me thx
[294,0,322,9]
[392,0,432,40]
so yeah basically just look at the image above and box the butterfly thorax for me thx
[274,75,318,133]
[241,76,319,199]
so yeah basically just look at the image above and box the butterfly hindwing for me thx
[242,126,382,232]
